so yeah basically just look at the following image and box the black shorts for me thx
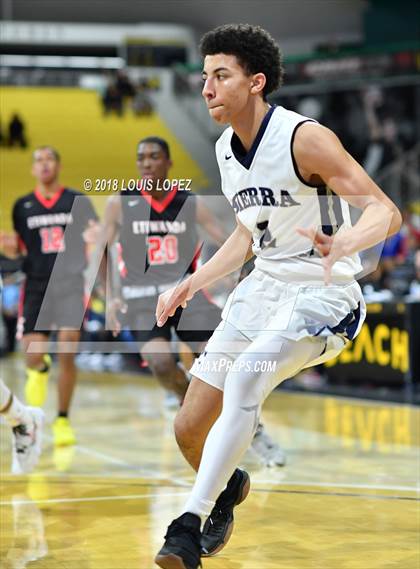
[19,276,85,335]
[123,290,222,352]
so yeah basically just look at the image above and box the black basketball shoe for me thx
[155,512,202,569]
[201,469,250,557]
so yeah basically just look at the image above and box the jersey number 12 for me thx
[39,226,65,253]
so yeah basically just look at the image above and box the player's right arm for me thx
[188,216,253,293]
[0,200,27,259]
[102,195,126,335]
[0,231,21,259]
[156,218,253,326]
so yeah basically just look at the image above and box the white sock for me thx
[181,498,214,523]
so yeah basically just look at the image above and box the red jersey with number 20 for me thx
[119,187,200,292]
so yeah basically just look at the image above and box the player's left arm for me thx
[81,196,100,246]
[294,123,402,283]
[196,196,227,246]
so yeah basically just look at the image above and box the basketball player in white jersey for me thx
[0,378,44,474]
[155,24,402,569]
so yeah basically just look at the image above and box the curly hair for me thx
[200,24,284,98]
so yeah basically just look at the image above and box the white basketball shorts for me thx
[190,268,366,390]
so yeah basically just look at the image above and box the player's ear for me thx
[250,73,266,96]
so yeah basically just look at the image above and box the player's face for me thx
[136,143,172,186]
[31,148,60,185]
[202,54,254,124]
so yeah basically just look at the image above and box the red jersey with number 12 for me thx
[13,187,97,280]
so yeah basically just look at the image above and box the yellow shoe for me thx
[25,355,51,407]
[53,446,76,472]
[52,417,76,447]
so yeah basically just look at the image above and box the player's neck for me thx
[230,99,270,152]
[148,179,174,201]
[149,187,165,201]
[36,181,61,199]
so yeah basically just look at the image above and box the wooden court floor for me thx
[1,356,419,569]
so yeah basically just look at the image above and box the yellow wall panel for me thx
[0,87,207,230]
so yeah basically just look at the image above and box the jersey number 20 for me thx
[147,235,178,265]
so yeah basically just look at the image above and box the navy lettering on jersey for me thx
[232,187,300,213]
[279,190,301,208]
[259,188,277,207]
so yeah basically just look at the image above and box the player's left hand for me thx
[107,297,127,337]
[82,220,101,245]
[296,226,351,285]
[156,279,195,327]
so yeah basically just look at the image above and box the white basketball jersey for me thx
[215,105,362,282]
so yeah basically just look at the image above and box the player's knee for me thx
[225,369,261,402]
[26,353,44,369]
[174,412,197,449]
[58,330,80,343]
[147,355,176,379]
[56,330,80,357]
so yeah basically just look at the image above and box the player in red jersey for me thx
[104,136,225,401]
[104,136,286,465]
[1,146,98,446]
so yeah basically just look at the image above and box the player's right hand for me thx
[107,297,127,337]
[156,279,195,327]
[0,231,19,258]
